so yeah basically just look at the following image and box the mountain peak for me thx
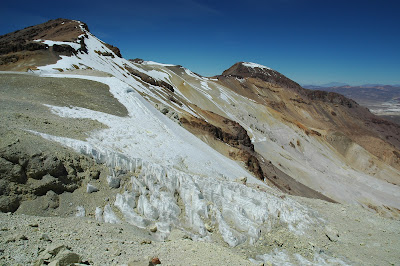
[221,61,301,90]
[0,18,88,44]
[0,18,123,71]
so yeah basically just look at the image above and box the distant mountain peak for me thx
[221,62,301,90]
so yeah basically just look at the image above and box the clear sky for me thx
[1,0,399,85]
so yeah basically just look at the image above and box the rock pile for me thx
[0,139,104,213]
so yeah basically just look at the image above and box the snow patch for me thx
[142,61,176,67]
[35,40,81,50]
[242,62,272,70]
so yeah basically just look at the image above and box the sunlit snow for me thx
[242,62,272,70]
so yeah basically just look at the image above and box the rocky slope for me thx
[0,19,400,265]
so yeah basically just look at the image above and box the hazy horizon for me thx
[301,82,400,87]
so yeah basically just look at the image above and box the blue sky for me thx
[1,0,400,85]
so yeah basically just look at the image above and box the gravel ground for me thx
[1,195,399,265]
[0,212,253,265]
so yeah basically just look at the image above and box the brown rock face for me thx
[104,43,122,58]
[180,112,263,179]
[180,112,254,151]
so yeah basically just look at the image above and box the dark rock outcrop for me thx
[125,64,174,92]
[78,36,88,54]
[104,43,122,58]
[0,42,48,55]
[52,44,76,56]
[130,58,144,64]
[180,116,254,151]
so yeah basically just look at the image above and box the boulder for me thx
[34,244,82,266]
[26,155,67,180]
[325,225,339,242]
[54,250,81,265]
[86,183,99,193]
[0,157,26,183]
[31,174,59,196]
[107,175,120,189]
[0,195,20,212]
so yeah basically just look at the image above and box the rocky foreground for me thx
[0,212,254,265]
[1,193,400,265]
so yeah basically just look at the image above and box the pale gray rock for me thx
[46,244,67,256]
[325,225,339,242]
[205,223,214,232]
[46,190,60,209]
[48,260,59,266]
[75,206,85,217]
[95,206,104,222]
[149,225,157,232]
[107,175,120,188]
[86,183,98,193]
[40,233,52,242]
[235,176,247,184]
